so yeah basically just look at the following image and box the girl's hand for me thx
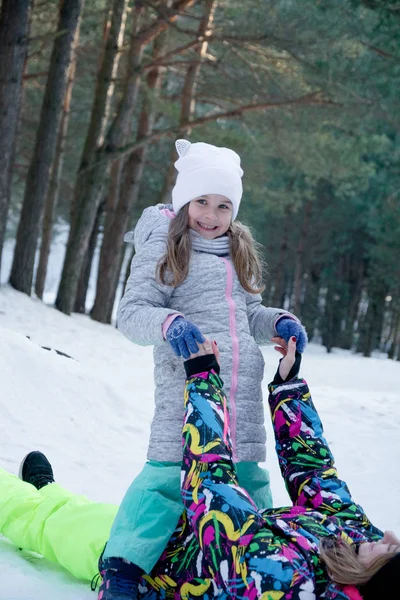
[273,336,297,381]
[275,318,308,353]
[166,317,205,359]
[187,339,220,364]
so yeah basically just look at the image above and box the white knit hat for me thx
[171,139,243,220]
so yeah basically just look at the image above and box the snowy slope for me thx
[1,285,400,600]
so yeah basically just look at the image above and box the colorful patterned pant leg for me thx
[181,374,265,597]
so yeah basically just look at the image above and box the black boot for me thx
[19,451,55,490]
[98,556,143,600]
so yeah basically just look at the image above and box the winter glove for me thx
[166,317,205,359]
[275,317,308,353]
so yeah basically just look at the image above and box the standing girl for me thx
[100,139,307,600]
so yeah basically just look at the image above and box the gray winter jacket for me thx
[118,204,294,462]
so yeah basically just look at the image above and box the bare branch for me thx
[195,95,240,109]
[135,0,197,47]
[23,71,48,80]
[110,91,338,159]
[359,41,400,61]
[359,0,400,14]
[166,21,297,47]
[143,37,203,69]
[144,56,217,70]
[142,0,202,21]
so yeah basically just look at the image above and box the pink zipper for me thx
[221,257,239,462]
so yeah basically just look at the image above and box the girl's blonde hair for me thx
[320,538,400,587]
[157,204,265,294]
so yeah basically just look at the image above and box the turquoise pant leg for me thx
[103,461,182,573]
[236,462,273,510]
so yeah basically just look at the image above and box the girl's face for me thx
[188,194,233,239]
[358,531,400,566]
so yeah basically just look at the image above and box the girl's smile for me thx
[188,194,232,239]
[197,222,218,231]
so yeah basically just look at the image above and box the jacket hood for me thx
[124,204,173,252]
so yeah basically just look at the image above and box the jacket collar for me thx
[190,229,230,256]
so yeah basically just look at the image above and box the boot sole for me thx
[18,452,30,481]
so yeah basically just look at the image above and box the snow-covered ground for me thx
[1,285,400,599]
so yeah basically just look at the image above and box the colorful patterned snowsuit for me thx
[141,371,383,599]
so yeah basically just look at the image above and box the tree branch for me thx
[359,0,400,14]
[143,56,217,71]
[110,91,338,159]
[166,20,297,47]
[135,0,197,48]
[142,0,202,21]
[143,37,203,69]
[359,40,400,61]
[23,71,48,80]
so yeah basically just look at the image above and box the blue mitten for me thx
[275,317,308,353]
[166,317,205,359]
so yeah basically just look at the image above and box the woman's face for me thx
[358,531,400,566]
[188,194,232,239]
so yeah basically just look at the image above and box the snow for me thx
[1,284,400,599]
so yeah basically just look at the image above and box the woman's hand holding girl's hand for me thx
[187,339,220,364]
[166,317,206,359]
[271,336,300,382]
[275,317,308,353]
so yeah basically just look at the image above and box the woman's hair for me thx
[157,204,265,294]
[320,539,400,587]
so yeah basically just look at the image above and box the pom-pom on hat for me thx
[171,139,243,220]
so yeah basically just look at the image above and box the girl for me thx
[2,338,399,600]
[101,140,307,599]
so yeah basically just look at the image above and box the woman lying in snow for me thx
[0,337,399,600]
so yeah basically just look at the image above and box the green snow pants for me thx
[103,460,272,573]
[0,468,116,582]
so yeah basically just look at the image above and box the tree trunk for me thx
[300,267,321,340]
[321,288,342,353]
[292,198,311,316]
[55,0,128,315]
[159,0,217,203]
[271,207,292,307]
[56,0,195,315]
[340,260,364,350]
[91,33,167,323]
[9,0,83,295]
[74,202,104,313]
[0,0,31,276]
[101,2,145,223]
[73,0,128,231]
[357,285,386,357]
[387,307,400,360]
[123,245,135,292]
[35,14,81,300]
[72,2,144,313]
[271,237,289,308]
